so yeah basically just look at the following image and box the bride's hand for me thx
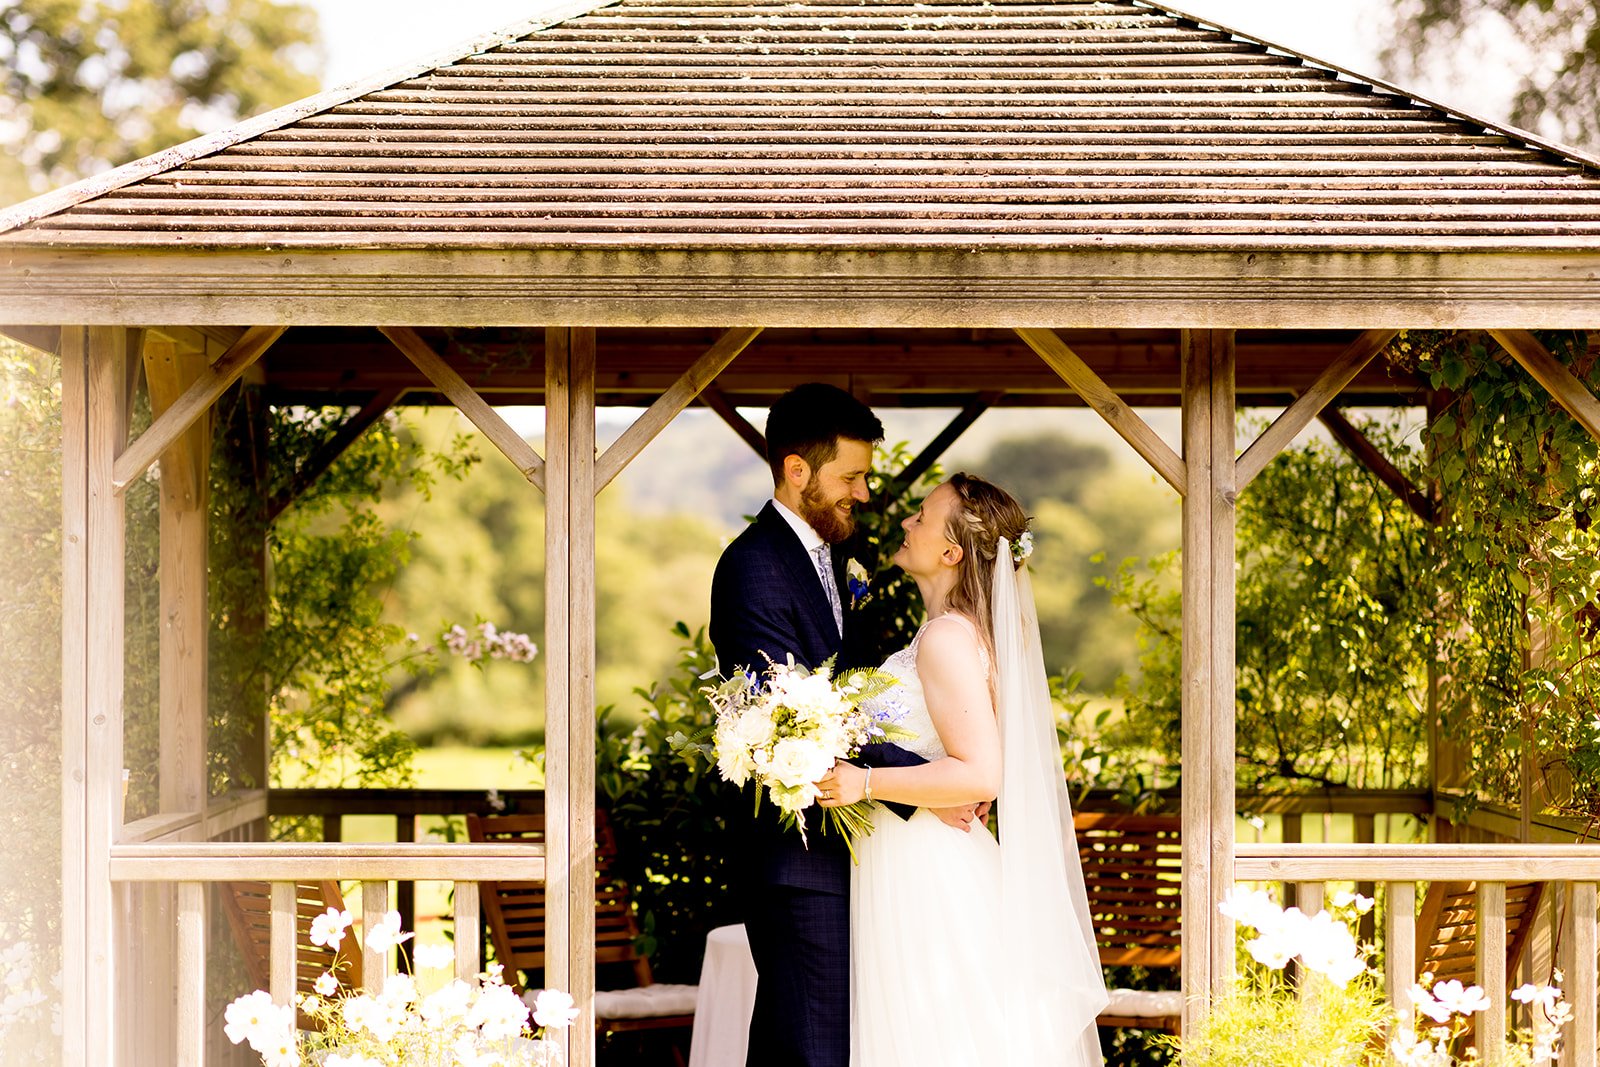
[816,760,866,807]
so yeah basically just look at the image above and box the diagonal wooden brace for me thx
[380,325,545,491]
[698,384,767,460]
[112,324,286,492]
[595,326,763,492]
[1235,328,1399,489]
[1490,328,1600,443]
[1014,326,1186,494]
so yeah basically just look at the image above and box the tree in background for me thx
[0,0,320,204]
[1382,0,1600,150]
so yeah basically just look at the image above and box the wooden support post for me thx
[1478,882,1509,1051]
[86,326,129,1065]
[454,882,482,981]
[176,882,206,1067]
[572,328,598,1067]
[270,882,296,1007]
[1386,881,1417,1018]
[1209,329,1237,990]
[59,326,90,1067]
[1018,327,1187,494]
[544,327,575,1064]
[364,880,392,988]
[1281,813,1302,912]
[1572,882,1598,1066]
[698,385,767,460]
[1180,329,1215,1031]
[381,326,546,490]
[595,326,761,491]
[398,814,416,970]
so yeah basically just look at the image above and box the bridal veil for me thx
[992,539,1109,1064]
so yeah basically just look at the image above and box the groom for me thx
[709,383,975,1067]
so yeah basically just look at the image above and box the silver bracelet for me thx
[864,766,873,803]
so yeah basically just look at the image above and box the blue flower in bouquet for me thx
[846,559,872,605]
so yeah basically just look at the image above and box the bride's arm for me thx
[819,618,1000,809]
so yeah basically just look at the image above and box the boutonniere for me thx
[846,559,872,607]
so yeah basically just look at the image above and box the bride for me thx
[817,473,1108,1066]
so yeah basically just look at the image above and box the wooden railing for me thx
[1236,844,1600,1061]
[110,841,546,1065]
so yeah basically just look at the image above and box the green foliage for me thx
[0,0,321,203]
[846,439,948,663]
[1382,0,1600,151]
[264,404,479,794]
[1397,330,1600,816]
[1167,968,1389,1067]
[1109,415,1434,792]
[0,339,63,972]
[590,623,741,984]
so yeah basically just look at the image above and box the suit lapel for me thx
[757,502,841,645]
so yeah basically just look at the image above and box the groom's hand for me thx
[930,803,979,833]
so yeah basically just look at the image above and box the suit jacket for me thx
[709,501,926,895]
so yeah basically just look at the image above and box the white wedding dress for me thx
[850,605,1106,1066]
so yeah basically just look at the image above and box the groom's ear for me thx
[782,453,812,488]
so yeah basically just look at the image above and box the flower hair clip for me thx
[1011,529,1034,565]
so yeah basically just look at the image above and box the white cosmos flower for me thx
[532,987,582,1030]
[1217,887,1281,931]
[468,980,530,1041]
[1512,982,1563,1011]
[452,1034,497,1067]
[309,907,353,950]
[223,990,285,1050]
[364,910,414,954]
[313,972,338,997]
[1408,983,1454,1024]
[415,942,455,971]
[1430,979,1491,1016]
[420,979,474,1028]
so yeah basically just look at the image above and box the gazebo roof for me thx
[3,0,1599,253]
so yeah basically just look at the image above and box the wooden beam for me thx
[1489,329,1600,444]
[1015,327,1186,494]
[569,328,598,1067]
[1179,328,1214,1032]
[889,392,1004,498]
[698,384,767,459]
[0,324,60,353]
[266,387,406,522]
[1235,329,1399,488]
[1571,882,1598,1067]
[1317,406,1438,525]
[595,325,762,491]
[379,326,545,491]
[111,325,286,492]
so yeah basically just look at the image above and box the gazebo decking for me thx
[4,0,1600,1063]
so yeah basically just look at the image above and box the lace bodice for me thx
[868,614,990,762]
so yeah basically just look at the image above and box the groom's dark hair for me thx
[766,383,884,485]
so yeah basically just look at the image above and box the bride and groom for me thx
[708,384,1109,1067]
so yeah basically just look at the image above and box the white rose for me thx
[766,737,834,790]
[732,706,777,749]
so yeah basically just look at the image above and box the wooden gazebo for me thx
[4,0,1600,1063]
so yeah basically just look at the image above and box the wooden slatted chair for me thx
[219,880,363,1027]
[1075,812,1185,1034]
[466,811,697,1053]
[1416,880,1546,985]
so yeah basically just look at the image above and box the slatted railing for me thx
[1235,844,1600,1061]
[110,841,546,1063]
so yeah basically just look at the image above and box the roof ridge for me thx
[0,0,621,236]
[1136,0,1600,172]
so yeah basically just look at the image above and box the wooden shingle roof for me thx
[4,0,1600,252]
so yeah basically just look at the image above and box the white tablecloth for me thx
[688,924,759,1067]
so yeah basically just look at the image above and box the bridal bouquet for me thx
[697,655,912,856]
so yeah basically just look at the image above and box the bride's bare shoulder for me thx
[913,613,985,669]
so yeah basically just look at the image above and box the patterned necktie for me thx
[812,543,843,637]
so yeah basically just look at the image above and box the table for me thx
[687,924,759,1067]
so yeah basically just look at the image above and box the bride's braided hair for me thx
[941,473,1031,663]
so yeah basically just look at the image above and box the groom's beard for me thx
[800,477,856,544]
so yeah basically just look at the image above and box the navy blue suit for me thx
[709,501,925,1067]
